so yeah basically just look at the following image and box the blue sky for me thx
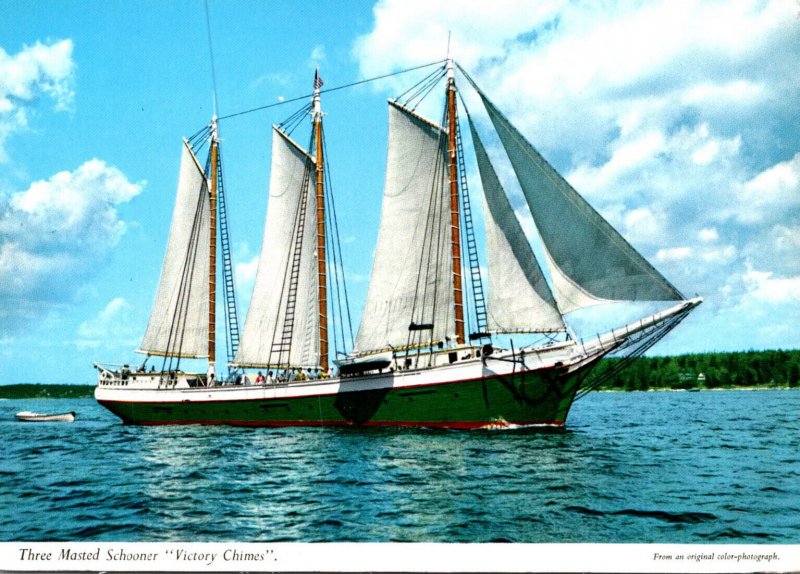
[1,0,798,384]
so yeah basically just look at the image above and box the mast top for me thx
[313,68,324,121]
[211,115,219,143]
[446,58,454,84]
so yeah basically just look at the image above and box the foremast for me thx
[313,70,329,372]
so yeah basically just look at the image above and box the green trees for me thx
[591,350,800,391]
[0,384,94,399]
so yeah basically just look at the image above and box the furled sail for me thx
[233,128,320,369]
[468,117,566,333]
[139,141,210,357]
[354,101,453,354]
[476,91,684,313]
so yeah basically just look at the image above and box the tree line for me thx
[589,349,800,391]
[0,384,95,399]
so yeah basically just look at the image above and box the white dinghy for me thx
[16,411,76,423]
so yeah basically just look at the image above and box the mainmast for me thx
[208,116,219,372]
[447,59,465,345]
[313,70,329,372]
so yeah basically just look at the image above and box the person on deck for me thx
[207,364,216,386]
[255,371,265,385]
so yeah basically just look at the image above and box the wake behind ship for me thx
[94,60,701,428]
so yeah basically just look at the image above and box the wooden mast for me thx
[208,117,218,373]
[447,59,465,345]
[313,70,329,372]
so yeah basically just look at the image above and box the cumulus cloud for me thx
[0,161,144,332]
[309,45,326,69]
[0,39,75,162]
[235,253,259,315]
[733,153,800,225]
[76,297,140,351]
[353,0,800,351]
[741,266,800,305]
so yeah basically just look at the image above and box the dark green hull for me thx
[97,366,585,428]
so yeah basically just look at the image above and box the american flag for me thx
[314,70,324,90]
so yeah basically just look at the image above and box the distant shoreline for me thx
[0,384,95,399]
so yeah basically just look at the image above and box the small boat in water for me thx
[16,411,76,423]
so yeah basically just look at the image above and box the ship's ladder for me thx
[271,162,313,365]
[214,148,241,363]
[455,107,489,339]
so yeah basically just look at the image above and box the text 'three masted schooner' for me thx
[94,61,701,428]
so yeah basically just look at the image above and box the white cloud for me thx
[734,153,800,225]
[771,224,800,258]
[0,160,144,332]
[0,39,75,162]
[622,207,667,245]
[699,245,737,264]
[235,255,259,301]
[698,228,719,242]
[741,266,800,305]
[656,247,693,263]
[76,297,139,350]
[309,45,326,70]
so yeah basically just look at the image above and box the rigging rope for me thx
[279,103,314,136]
[204,0,220,116]
[217,60,447,121]
[395,66,447,110]
[406,106,450,355]
[321,127,355,356]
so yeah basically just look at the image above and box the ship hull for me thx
[95,299,702,429]
[95,356,589,429]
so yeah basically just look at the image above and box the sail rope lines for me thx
[160,162,208,374]
[184,125,242,368]
[204,0,220,117]
[574,303,696,400]
[217,60,447,122]
[266,128,316,370]
[321,125,356,361]
[405,104,451,361]
[396,66,448,112]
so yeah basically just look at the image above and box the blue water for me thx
[1,390,798,542]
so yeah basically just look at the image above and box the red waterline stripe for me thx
[119,418,565,429]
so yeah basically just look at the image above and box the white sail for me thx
[468,118,566,333]
[478,92,685,313]
[139,141,210,358]
[233,128,320,368]
[354,102,453,353]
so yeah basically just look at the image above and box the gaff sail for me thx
[233,128,320,369]
[354,102,454,354]
[139,141,210,358]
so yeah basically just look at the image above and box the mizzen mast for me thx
[313,69,329,372]
[446,58,465,345]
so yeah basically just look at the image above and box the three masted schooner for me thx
[94,60,701,428]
